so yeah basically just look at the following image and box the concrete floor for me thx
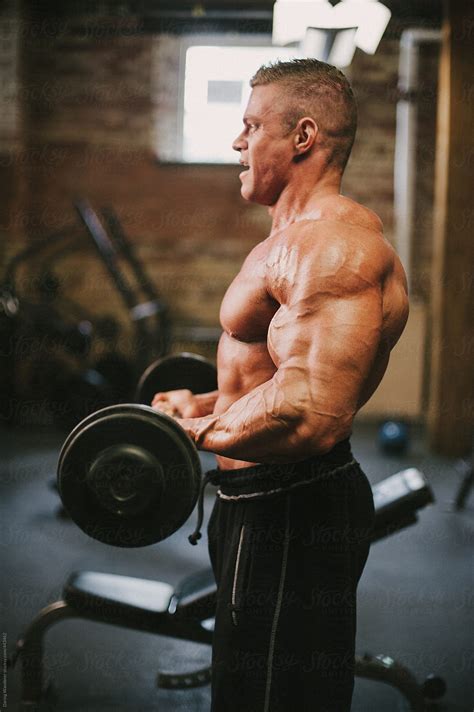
[1,421,473,711]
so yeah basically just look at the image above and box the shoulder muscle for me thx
[265,221,389,306]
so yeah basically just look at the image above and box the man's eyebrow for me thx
[243,114,259,124]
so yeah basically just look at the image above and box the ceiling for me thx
[25,0,443,27]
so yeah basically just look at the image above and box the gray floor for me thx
[1,421,473,711]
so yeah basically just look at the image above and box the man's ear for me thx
[294,117,318,156]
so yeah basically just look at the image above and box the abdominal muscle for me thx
[213,331,276,470]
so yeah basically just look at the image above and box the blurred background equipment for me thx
[378,420,410,455]
[75,199,171,370]
[0,200,171,429]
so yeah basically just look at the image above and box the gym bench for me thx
[12,467,446,711]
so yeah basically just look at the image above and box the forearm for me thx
[194,390,219,416]
[178,373,342,463]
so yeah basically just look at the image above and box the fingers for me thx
[151,392,176,415]
[152,401,180,417]
[151,391,175,408]
[151,389,196,416]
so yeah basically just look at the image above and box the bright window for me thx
[183,45,298,163]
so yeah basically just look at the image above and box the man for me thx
[153,59,408,712]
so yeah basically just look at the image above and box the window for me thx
[182,44,298,163]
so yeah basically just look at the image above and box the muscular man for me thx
[153,59,408,712]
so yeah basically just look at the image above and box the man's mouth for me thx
[239,162,250,177]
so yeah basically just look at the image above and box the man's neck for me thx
[268,170,342,235]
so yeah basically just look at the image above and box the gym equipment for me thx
[1,200,172,427]
[53,368,116,430]
[75,199,171,370]
[0,227,128,427]
[0,228,92,364]
[135,352,218,406]
[60,199,173,422]
[58,404,201,547]
[0,290,16,422]
[378,420,410,455]
[453,447,474,511]
[57,352,216,542]
[0,229,99,426]
[11,467,444,711]
[51,344,134,432]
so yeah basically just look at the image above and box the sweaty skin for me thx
[153,83,409,470]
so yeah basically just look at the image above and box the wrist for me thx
[177,414,218,450]
[194,392,217,417]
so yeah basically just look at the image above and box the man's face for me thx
[232,84,295,206]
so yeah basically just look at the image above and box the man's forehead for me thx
[244,83,284,119]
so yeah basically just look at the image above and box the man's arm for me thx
[193,390,219,416]
[179,236,385,463]
[152,389,218,417]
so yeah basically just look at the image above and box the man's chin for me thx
[240,184,253,202]
[240,187,275,207]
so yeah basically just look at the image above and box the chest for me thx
[220,244,280,341]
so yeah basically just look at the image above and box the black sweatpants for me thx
[207,439,374,712]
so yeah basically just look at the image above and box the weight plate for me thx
[135,352,217,406]
[57,404,201,547]
[58,403,131,476]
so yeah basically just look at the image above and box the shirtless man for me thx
[153,59,408,712]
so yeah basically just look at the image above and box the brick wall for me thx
[0,0,22,263]
[344,38,400,245]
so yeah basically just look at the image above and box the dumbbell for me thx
[57,353,217,548]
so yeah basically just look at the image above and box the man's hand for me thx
[151,389,202,418]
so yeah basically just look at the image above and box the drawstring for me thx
[188,469,220,545]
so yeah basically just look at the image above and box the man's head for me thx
[250,58,357,172]
[233,58,357,205]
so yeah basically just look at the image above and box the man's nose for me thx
[232,130,246,153]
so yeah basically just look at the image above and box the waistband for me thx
[187,439,357,546]
[211,438,356,501]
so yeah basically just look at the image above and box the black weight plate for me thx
[57,402,201,488]
[57,403,130,476]
[135,352,217,406]
[58,404,201,547]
